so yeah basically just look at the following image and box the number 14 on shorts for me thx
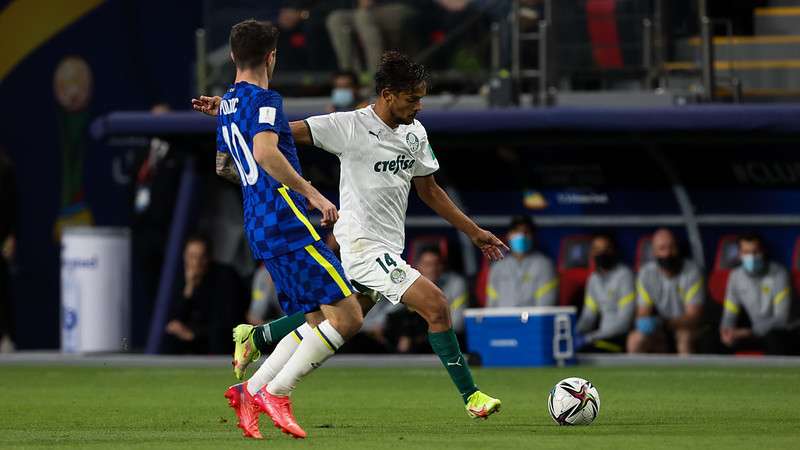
[375,253,397,273]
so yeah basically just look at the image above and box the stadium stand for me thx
[557,235,592,307]
[708,235,741,305]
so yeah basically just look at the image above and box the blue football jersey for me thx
[216,81,319,260]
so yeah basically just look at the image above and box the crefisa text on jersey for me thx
[373,154,416,174]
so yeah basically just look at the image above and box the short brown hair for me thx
[229,19,279,70]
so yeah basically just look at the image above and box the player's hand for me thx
[191,95,221,116]
[471,229,508,262]
[307,193,339,227]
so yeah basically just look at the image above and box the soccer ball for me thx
[547,377,600,426]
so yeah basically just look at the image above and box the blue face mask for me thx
[331,88,354,109]
[741,254,765,274]
[508,234,532,254]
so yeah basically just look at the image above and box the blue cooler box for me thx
[464,307,577,367]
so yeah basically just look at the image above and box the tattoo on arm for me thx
[215,152,240,184]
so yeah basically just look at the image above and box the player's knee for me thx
[328,301,363,339]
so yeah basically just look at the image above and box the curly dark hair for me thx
[374,51,429,95]
[229,19,280,70]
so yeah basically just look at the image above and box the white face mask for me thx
[741,253,765,274]
[331,88,354,108]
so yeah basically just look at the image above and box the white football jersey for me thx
[305,105,439,255]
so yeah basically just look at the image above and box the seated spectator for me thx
[247,264,280,326]
[627,228,704,355]
[575,234,635,352]
[162,234,241,354]
[487,216,558,307]
[720,233,798,355]
[384,246,469,353]
[326,0,418,76]
[327,70,367,112]
[384,306,429,353]
[416,246,468,338]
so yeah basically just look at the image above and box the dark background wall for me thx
[1,0,202,349]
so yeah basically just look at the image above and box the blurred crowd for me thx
[157,212,798,357]
[123,113,799,356]
[205,0,546,97]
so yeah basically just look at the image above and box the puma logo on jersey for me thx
[368,130,382,141]
[374,154,415,174]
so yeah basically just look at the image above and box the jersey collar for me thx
[366,104,403,134]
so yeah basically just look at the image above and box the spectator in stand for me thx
[326,0,419,76]
[161,234,242,354]
[385,246,469,353]
[416,246,468,337]
[487,216,558,307]
[720,233,798,355]
[575,234,636,353]
[628,228,704,355]
[327,70,366,112]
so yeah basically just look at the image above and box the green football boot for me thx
[465,391,502,419]
[232,324,261,380]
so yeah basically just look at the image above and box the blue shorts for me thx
[263,240,353,315]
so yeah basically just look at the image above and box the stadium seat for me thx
[793,236,800,298]
[557,235,593,307]
[407,235,448,266]
[708,235,741,305]
[586,0,624,68]
[635,235,654,272]
[475,255,490,307]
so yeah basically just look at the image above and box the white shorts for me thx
[340,243,421,305]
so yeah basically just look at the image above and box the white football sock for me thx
[267,320,345,397]
[247,323,312,396]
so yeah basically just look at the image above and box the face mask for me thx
[594,253,617,270]
[509,234,532,254]
[741,254,765,274]
[331,88,354,109]
[656,255,683,274]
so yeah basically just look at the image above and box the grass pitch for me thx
[1,364,798,449]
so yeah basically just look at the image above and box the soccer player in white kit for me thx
[299,51,507,418]
[194,51,507,423]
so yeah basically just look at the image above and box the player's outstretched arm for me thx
[289,120,313,146]
[253,131,339,226]
[191,96,221,116]
[413,175,508,261]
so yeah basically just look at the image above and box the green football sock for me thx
[252,311,306,353]
[428,328,478,403]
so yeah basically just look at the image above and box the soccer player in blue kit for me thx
[202,19,364,439]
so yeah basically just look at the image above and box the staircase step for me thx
[664,59,800,71]
[675,35,800,60]
[664,60,800,92]
[755,7,800,34]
